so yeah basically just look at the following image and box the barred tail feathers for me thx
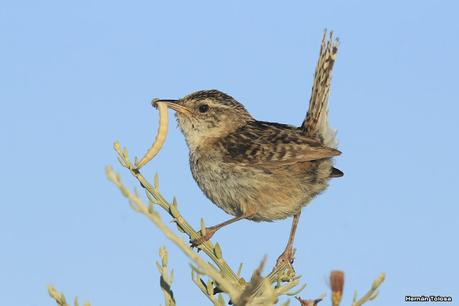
[301,31,339,149]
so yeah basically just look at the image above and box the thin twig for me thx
[156,246,176,306]
[351,273,385,306]
[48,285,90,306]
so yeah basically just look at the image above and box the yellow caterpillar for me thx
[136,101,168,168]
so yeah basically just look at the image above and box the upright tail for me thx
[301,31,339,149]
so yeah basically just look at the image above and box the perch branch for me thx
[114,142,242,287]
[106,165,240,299]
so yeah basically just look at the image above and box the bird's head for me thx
[154,90,253,150]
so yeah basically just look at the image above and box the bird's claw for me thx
[190,228,216,248]
[273,248,296,277]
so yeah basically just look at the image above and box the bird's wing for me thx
[219,121,341,167]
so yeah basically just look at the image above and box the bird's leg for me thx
[274,211,302,271]
[190,212,253,247]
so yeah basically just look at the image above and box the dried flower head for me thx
[330,270,345,306]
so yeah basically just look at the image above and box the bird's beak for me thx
[152,99,192,116]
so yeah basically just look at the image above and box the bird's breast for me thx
[189,150,242,216]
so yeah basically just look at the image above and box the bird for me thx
[154,33,341,268]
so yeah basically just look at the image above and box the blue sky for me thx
[1,1,458,305]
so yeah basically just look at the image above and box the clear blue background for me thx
[1,1,458,305]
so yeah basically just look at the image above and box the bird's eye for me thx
[198,104,209,113]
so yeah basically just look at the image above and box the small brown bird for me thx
[155,34,341,267]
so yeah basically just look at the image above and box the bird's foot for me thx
[190,227,217,248]
[273,247,296,278]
